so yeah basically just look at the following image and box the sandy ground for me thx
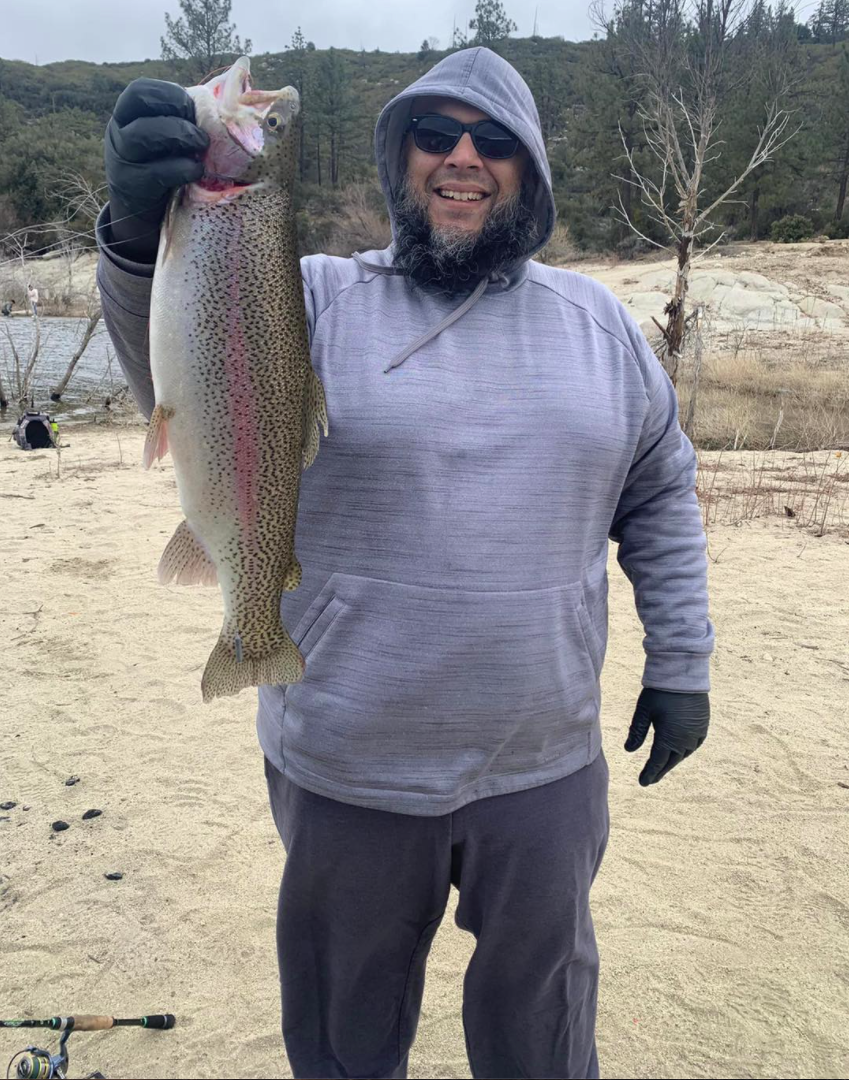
[1,423,847,1079]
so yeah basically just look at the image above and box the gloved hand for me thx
[624,687,709,787]
[104,78,209,264]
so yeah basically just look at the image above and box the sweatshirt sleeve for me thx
[608,337,715,693]
[95,202,317,423]
[95,203,157,421]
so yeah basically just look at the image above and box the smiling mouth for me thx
[435,188,490,203]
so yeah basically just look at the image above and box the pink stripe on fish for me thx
[225,209,258,538]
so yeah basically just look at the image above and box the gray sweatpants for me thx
[264,751,610,1080]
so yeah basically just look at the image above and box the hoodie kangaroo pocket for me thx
[281,571,603,793]
[577,594,604,680]
[293,592,347,660]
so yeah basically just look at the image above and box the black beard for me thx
[392,176,539,297]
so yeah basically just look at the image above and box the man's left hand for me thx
[624,687,710,787]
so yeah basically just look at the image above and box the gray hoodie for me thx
[96,47,714,816]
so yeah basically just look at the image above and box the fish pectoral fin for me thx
[282,557,302,591]
[158,519,218,586]
[301,365,329,470]
[143,404,175,469]
[160,187,183,265]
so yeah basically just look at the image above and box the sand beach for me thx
[1,420,847,1078]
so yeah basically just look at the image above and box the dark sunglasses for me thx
[407,113,520,160]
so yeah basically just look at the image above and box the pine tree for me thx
[808,0,849,44]
[312,48,355,187]
[825,46,849,218]
[469,1,517,47]
[286,27,309,182]
[160,0,251,83]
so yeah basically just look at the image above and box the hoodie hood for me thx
[374,47,556,265]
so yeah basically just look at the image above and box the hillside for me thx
[1,30,848,254]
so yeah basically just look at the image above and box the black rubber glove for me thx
[625,687,710,787]
[104,78,209,264]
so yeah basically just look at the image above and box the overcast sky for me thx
[1,0,599,66]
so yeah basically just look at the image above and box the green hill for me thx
[1,33,847,259]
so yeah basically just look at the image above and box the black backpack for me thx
[13,410,57,451]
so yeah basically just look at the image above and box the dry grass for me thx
[696,449,849,538]
[678,340,849,452]
[324,181,392,258]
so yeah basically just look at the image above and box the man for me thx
[27,282,38,317]
[98,47,713,1080]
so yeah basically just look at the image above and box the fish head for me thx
[187,56,300,202]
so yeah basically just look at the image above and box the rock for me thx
[736,270,783,291]
[0,801,16,810]
[795,295,846,324]
[65,776,80,786]
[82,809,103,820]
[104,872,124,881]
[52,820,70,832]
[826,283,849,304]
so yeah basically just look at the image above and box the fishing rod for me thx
[1,1014,174,1079]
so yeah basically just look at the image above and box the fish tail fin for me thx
[143,404,174,469]
[201,625,305,703]
[301,365,329,470]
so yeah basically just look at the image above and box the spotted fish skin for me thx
[146,61,328,702]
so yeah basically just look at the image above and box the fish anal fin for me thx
[143,404,175,469]
[158,519,218,586]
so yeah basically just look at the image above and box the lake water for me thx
[0,315,127,424]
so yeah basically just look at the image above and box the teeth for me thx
[438,189,485,201]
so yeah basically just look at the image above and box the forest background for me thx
[2,0,849,263]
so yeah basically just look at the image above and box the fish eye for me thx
[266,114,280,129]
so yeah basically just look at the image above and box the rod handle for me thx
[139,1014,175,1030]
[68,1016,114,1031]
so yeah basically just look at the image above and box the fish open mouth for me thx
[197,176,254,193]
[188,59,299,201]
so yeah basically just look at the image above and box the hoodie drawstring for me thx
[351,252,497,373]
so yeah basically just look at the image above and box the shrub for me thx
[770,214,814,243]
[825,218,849,240]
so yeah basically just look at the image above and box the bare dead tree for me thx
[609,0,799,384]
[50,288,102,401]
[1,314,42,409]
[682,305,706,439]
[48,171,107,227]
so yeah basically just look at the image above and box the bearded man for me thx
[97,46,713,1080]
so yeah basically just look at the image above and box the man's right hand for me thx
[104,78,209,264]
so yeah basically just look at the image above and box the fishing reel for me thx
[2,1015,174,1080]
[6,1029,100,1079]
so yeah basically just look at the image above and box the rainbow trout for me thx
[145,57,328,703]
